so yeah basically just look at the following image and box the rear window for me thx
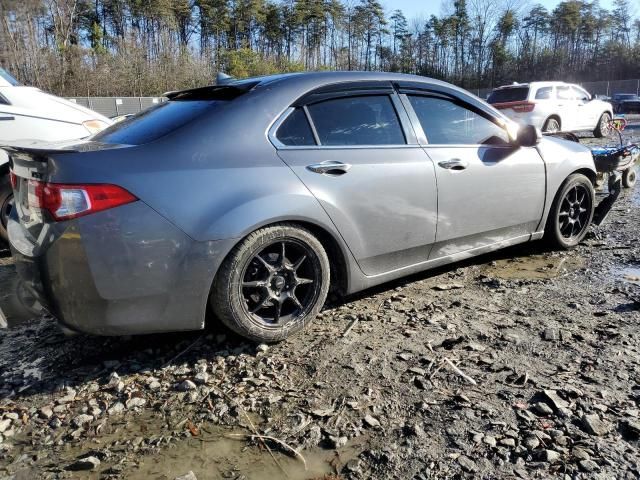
[93,101,219,145]
[93,84,255,145]
[535,87,554,100]
[487,87,529,104]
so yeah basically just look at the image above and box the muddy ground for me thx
[0,127,639,480]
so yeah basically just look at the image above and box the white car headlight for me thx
[82,119,109,134]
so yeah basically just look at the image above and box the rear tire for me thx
[593,112,611,138]
[0,173,13,244]
[211,224,330,343]
[623,167,637,188]
[543,117,561,133]
[545,174,595,249]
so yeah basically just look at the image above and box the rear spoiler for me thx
[1,139,121,156]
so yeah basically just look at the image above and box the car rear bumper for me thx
[8,201,236,335]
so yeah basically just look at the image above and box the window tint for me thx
[487,87,529,103]
[307,95,405,146]
[408,96,509,145]
[571,86,590,101]
[93,100,221,145]
[276,108,315,146]
[535,87,554,100]
[557,86,574,100]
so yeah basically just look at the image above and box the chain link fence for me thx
[67,96,166,118]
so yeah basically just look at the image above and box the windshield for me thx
[616,94,638,100]
[0,68,21,86]
[487,87,529,104]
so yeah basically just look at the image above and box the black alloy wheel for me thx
[211,224,330,342]
[240,239,322,328]
[545,173,595,249]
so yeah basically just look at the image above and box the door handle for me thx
[438,159,468,171]
[306,160,352,176]
[0,116,15,121]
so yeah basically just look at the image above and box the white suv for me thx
[487,81,613,137]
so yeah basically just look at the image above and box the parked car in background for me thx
[611,93,640,114]
[0,68,112,242]
[3,71,614,343]
[487,81,613,137]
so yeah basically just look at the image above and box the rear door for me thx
[273,83,438,276]
[556,85,578,131]
[398,87,546,259]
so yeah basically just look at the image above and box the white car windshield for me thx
[0,68,21,86]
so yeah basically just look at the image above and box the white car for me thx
[0,68,112,242]
[487,81,613,137]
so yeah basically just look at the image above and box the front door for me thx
[402,93,546,259]
[272,91,438,276]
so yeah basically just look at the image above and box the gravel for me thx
[0,129,639,478]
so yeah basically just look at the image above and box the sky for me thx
[387,0,617,21]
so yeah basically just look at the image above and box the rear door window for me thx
[276,108,316,146]
[487,87,529,104]
[535,87,554,100]
[571,86,590,101]
[408,95,509,145]
[306,95,405,146]
[557,86,574,101]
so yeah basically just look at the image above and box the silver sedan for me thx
[3,72,604,342]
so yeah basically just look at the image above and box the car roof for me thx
[222,71,461,96]
[492,81,578,90]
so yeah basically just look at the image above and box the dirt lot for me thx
[0,127,639,480]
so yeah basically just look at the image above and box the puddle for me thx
[11,410,359,479]
[482,255,584,281]
[620,267,640,286]
[128,432,353,480]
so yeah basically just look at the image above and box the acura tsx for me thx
[3,72,606,342]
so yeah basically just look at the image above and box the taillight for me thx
[512,102,535,113]
[27,180,137,221]
[9,171,17,189]
[492,101,536,113]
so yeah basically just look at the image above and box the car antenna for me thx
[216,72,235,85]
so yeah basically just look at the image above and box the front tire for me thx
[211,224,330,343]
[0,173,13,244]
[545,174,595,249]
[593,112,611,138]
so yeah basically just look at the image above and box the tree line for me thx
[0,0,639,97]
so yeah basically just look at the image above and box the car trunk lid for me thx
[2,139,124,242]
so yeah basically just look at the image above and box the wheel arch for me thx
[571,167,597,186]
[208,218,352,306]
[544,114,562,130]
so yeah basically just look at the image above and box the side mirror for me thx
[516,124,541,147]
